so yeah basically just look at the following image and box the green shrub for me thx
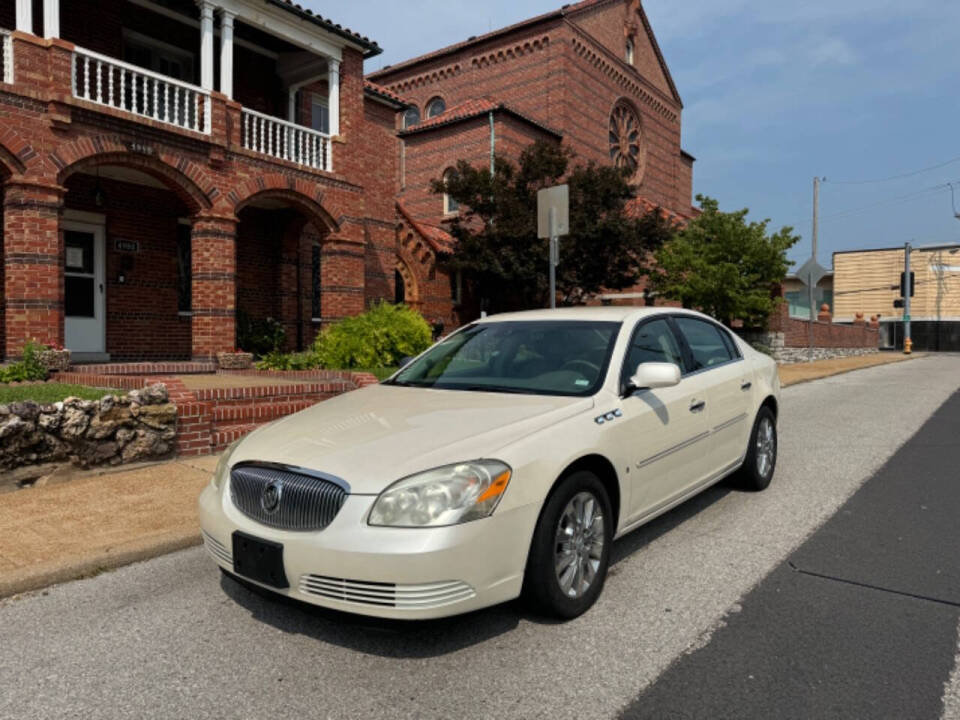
[256,350,320,371]
[312,302,432,369]
[236,309,286,357]
[0,340,50,383]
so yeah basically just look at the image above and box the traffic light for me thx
[900,271,915,297]
[893,298,904,309]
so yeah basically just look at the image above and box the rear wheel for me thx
[523,471,613,619]
[736,406,777,491]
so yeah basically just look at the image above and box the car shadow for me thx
[219,480,737,657]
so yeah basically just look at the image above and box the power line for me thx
[820,182,954,223]
[826,155,960,185]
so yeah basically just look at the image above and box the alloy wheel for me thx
[554,491,605,599]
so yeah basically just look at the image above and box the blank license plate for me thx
[232,531,288,589]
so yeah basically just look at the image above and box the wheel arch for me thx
[760,395,778,419]
[554,453,622,530]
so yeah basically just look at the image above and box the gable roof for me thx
[396,201,455,255]
[367,0,680,105]
[399,98,562,138]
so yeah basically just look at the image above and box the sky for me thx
[314,0,960,267]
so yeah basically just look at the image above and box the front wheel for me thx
[736,406,777,491]
[523,471,613,619]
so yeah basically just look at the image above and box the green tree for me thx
[434,140,674,311]
[650,195,799,328]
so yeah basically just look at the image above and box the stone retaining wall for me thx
[0,385,176,472]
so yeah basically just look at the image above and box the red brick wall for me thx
[768,304,878,348]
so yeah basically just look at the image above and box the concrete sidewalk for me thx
[0,455,217,598]
[0,351,919,600]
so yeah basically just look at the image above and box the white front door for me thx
[63,221,106,355]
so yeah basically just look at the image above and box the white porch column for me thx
[219,9,235,98]
[15,0,32,33]
[198,1,214,91]
[327,59,340,137]
[42,0,59,37]
[287,89,297,123]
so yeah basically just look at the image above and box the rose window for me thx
[608,102,646,182]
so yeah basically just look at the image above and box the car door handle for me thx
[741,380,752,390]
[689,399,706,413]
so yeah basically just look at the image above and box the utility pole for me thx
[808,176,821,361]
[903,241,912,354]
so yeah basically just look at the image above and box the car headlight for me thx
[211,440,241,489]
[368,460,512,527]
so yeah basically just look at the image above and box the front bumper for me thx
[197,482,538,620]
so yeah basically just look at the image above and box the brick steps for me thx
[212,423,261,451]
[212,398,319,424]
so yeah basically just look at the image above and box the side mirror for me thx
[398,356,414,369]
[625,362,681,394]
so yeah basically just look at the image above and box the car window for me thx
[673,317,735,372]
[621,318,686,383]
[388,320,621,396]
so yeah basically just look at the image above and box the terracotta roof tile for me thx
[267,1,382,57]
[363,81,410,107]
[625,197,690,225]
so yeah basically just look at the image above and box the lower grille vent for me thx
[298,575,475,609]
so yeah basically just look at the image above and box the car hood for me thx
[228,384,594,494]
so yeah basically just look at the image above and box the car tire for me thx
[736,406,777,491]
[523,470,613,620]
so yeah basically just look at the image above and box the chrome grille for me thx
[299,575,476,610]
[202,531,232,566]
[229,464,347,532]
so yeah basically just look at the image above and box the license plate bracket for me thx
[232,531,288,589]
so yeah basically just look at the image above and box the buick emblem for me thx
[261,480,282,514]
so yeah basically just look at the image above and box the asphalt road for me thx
[2,355,959,720]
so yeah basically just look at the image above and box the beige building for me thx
[833,245,960,350]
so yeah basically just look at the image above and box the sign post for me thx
[795,256,828,362]
[537,184,569,309]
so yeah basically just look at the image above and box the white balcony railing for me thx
[72,47,211,134]
[1,28,12,84]
[242,108,332,172]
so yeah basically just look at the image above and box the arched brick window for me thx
[443,168,459,215]
[609,100,647,183]
[403,105,421,128]
[625,38,634,65]
[426,97,446,118]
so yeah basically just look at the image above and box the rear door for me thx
[671,316,753,472]
[612,317,715,523]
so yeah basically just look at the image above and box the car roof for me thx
[474,307,715,324]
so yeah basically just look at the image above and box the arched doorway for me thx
[234,190,338,353]
[57,153,209,361]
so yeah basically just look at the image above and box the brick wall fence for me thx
[739,303,881,364]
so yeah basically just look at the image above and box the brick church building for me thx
[370,0,696,325]
[0,0,692,363]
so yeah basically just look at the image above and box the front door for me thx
[63,223,106,355]
[610,317,715,523]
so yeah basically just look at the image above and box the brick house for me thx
[369,0,696,322]
[0,0,407,362]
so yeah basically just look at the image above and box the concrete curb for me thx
[0,530,202,600]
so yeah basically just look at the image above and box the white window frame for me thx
[442,169,459,216]
[310,93,330,135]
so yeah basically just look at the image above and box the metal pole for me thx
[549,206,557,309]
[904,241,912,354]
[808,176,819,362]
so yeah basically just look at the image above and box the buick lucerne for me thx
[198,308,780,620]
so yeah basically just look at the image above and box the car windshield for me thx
[387,320,622,396]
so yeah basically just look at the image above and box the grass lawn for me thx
[0,383,119,404]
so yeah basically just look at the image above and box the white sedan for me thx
[198,307,780,619]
